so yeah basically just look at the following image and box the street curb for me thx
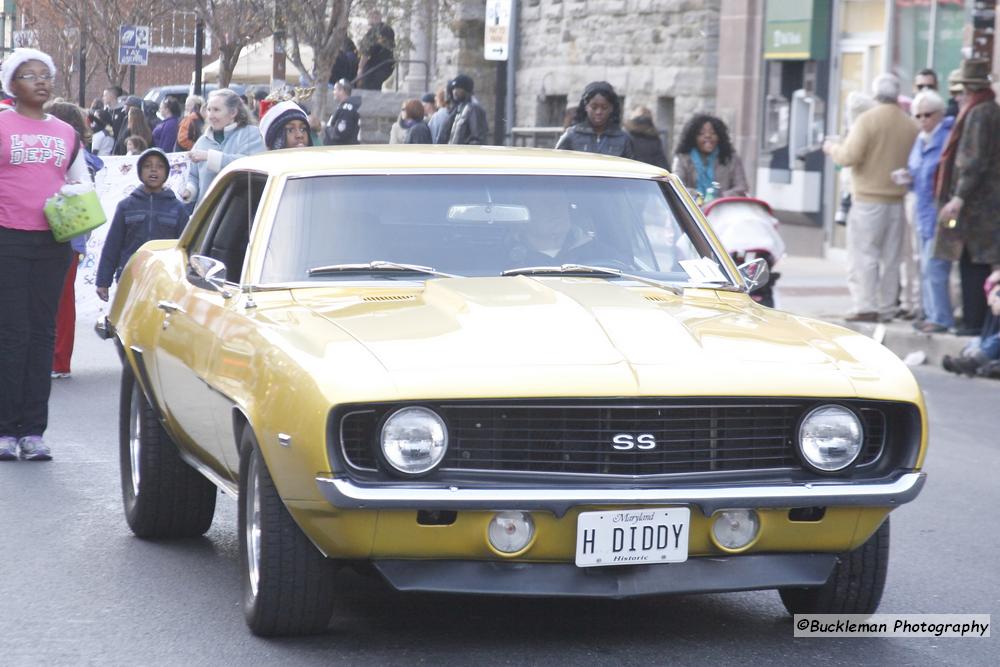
[831,319,972,367]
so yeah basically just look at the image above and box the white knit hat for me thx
[1,48,57,97]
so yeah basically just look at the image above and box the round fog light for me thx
[711,509,760,550]
[488,511,535,554]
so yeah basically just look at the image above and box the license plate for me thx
[575,508,690,567]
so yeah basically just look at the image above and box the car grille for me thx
[340,400,887,476]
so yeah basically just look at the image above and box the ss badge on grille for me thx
[611,433,657,450]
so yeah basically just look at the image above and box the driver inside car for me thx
[505,191,628,268]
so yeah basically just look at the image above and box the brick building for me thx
[0,2,215,104]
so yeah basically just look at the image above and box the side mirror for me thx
[188,254,232,297]
[738,257,770,294]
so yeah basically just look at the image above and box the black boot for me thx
[942,355,983,377]
[975,360,1000,379]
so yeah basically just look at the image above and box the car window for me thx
[188,173,267,284]
[259,175,724,286]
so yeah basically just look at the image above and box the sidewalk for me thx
[773,253,970,367]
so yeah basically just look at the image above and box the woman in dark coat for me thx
[401,98,432,144]
[555,81,633,159]
[152,95,181,152]
[625,106,668,169]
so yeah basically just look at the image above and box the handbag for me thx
[43,189,107,243]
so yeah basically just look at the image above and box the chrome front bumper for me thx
[315,471,925,517]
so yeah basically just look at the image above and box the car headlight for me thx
[380,407,448,475]
[798,404,863,472]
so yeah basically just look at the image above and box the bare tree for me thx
[86,0,174,87]
[284,0,354,128]
[284,1,438,127]
[18,0,103,99]
[193,0,272,88]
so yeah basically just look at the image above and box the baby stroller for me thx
[703,197,785,307]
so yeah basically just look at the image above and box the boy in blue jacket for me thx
[96,148,188,301]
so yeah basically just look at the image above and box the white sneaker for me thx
[0,436,17,461]
[18,436,51,461]
[51,371,71,379]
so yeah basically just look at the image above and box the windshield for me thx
[260,174,728,285]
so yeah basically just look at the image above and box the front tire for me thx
[779,517,890,615]
[119,364,217,538]
[239,426,337,636]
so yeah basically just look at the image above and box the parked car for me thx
[100,146,928,636]
[142,84,192,108]
[143,83,267,109]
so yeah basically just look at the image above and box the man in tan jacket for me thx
[824,74,919,322]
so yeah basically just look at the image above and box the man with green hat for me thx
[934,58,1000,335]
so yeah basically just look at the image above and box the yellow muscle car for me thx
[101,146,927,636]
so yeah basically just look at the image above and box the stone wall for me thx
[514,0,721,151]
[358,0,500,144]
[429,0,500,140]
[368,0,721,147]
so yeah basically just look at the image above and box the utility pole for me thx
[271,2,286,90]
[78,21,86,107]
[194,18,204,95]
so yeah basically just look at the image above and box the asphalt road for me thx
[1,322,996,666]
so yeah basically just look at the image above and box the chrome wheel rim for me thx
[245,453,262,597]
[129,384,142,497]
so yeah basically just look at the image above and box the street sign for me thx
[484,0,513,61]
[118,24,150,66]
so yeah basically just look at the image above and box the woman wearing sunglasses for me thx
[906,90,955,334]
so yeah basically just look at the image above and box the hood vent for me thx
[363,294,416,302]
[644,294,673,302]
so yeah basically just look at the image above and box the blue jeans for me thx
[982,333,1000,360]
[920,236,954,327]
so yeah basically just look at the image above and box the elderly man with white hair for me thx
[907,89,955,333]
[824,74,919,322]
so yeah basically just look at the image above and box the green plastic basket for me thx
[43,190,107,243]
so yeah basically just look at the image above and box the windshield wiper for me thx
[501,264,684,295]
[308,261,462,279]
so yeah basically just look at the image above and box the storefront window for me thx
[894,0,971,92]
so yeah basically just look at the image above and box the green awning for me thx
[764,0,831,60]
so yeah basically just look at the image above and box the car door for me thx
[153,172,265,479]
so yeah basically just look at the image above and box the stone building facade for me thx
[392,0,722,151]
[515,0,720,151]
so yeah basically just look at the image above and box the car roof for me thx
[229,145,673,179]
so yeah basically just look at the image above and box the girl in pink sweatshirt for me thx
[0,48,90,461]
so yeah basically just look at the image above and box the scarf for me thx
[691,148,718,197]
[934,87,996,203]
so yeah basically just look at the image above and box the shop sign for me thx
[484,0,513,61]
[764,0,831,60]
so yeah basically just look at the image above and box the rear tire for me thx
[779,517,890,615]
[119,364,217,538]
[239,426,337,636]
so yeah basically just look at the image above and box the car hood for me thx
[290,277,917,400]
